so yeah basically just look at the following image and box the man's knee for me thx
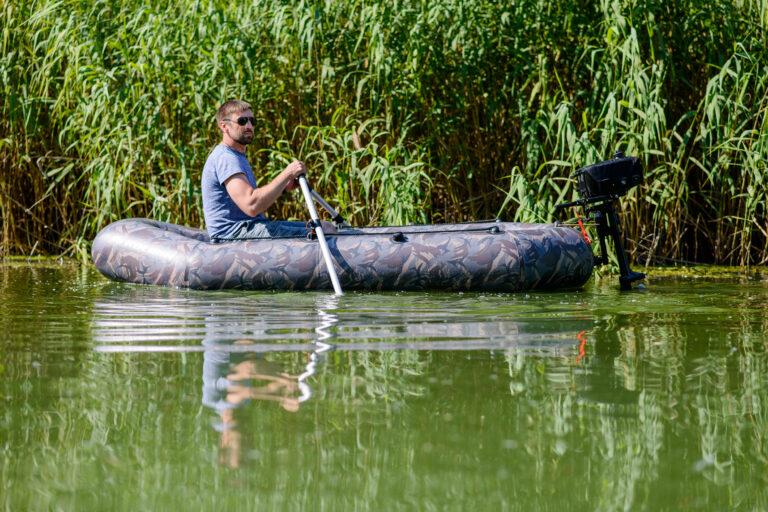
[320,221,337,234]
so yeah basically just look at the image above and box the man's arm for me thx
[225,161,306,217]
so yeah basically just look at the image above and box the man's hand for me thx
[281,160,306,191]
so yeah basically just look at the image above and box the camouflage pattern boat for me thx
[91,218,593,292]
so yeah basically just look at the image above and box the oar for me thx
[297,175,343,295]
[310,189,350,227]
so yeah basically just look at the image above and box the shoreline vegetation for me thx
[1,0,766,264]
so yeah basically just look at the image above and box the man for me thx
[202,99,332,241]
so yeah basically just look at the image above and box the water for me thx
[2,262,767,510]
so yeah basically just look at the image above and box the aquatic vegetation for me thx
[0,0,766,264]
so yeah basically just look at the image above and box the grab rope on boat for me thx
[212,223,509,242]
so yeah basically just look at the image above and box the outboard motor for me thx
[557,151,646,290]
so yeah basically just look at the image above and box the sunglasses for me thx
[225,116,256,126]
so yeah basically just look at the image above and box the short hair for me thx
[216,99,252,124]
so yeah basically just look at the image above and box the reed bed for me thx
[1,0,766,264]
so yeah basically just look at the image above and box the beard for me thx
[234,130,254,145]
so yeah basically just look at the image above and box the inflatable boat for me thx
[91,152,653,292]
[91,219,594,292]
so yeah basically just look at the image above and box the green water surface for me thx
[1,263,767,511]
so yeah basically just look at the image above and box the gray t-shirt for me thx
[201,144,261,238]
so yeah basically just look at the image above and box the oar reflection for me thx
[297,295,338,403]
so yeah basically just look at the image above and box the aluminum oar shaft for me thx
[310,189,348,226]
[298,175,343,295]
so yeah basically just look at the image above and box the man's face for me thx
[222,109,255,145]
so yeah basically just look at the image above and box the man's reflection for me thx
[200,297,338,468]
[202,340,302,468]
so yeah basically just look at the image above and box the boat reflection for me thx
[90,291,609,470]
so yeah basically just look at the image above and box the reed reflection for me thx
[56,274,768,509]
